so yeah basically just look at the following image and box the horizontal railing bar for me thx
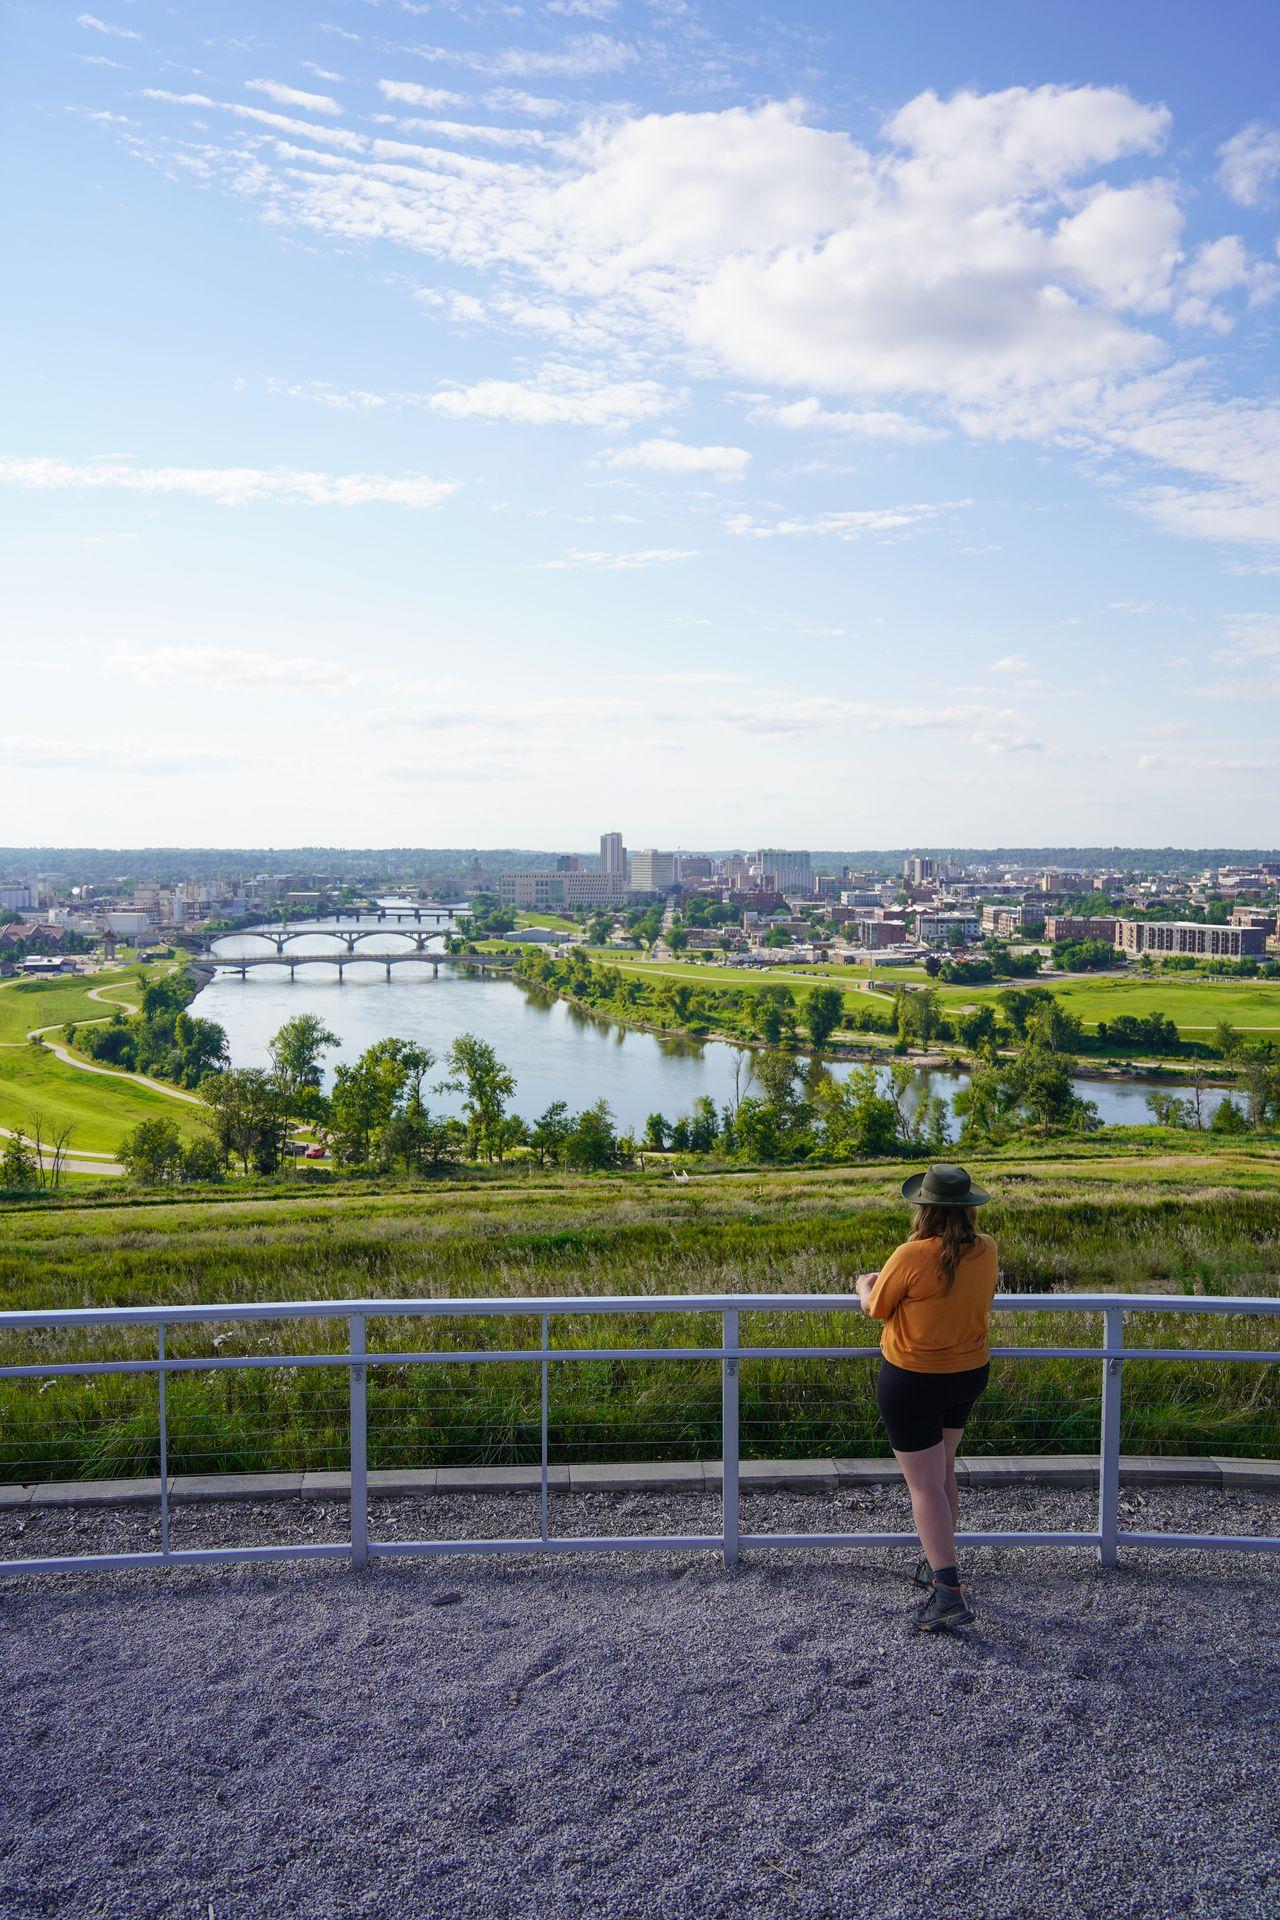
[3,1341,1277,1385]
[739,1530,1105,1549]
[0,1542,351,1578]
[4,1291,1280,1331]
[369,1536,725,1557]
[1117,1531,1280,1552]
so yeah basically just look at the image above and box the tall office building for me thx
[600,832,626,876]
[631,849,678,892]
[756,849,813,893]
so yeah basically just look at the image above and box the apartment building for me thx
[599,833,626,877]
[1044,915,1120,944]
[980,904,1023,939]
[913,910,981,946]
[1115,919,1267,959]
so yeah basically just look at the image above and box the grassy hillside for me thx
[2,1148,1277,1482]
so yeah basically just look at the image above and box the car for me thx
[304,1145,327,1159]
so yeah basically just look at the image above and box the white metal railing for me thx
[1,1292,1278,1579]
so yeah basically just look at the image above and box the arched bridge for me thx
[207,949,511,982]
[207,926,448,958]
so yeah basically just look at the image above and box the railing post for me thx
[722,1306,740,1569]
[540,1312,550,1544]
[349,1313,368,1571]
[1098,1305,1124,1566]
[157,1322,170,1558]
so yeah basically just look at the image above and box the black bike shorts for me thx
[875,1357,990,1454]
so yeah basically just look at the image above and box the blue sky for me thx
[3,0,1280,850]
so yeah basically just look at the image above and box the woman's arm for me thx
[855,1271,879,1314]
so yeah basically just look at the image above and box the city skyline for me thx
[4,1,1280,846]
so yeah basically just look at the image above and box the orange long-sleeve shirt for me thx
[864,1234,999,1373]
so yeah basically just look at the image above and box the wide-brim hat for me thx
[901,1162,990,1207]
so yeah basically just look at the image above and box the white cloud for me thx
[76,52,128,68]
[0,735,252,774]
[427,365,671,427]
[534,547,697,569]
[988,654,1032,672]
[720,697,1019,737]
[302,63,344,82]
[727,500,968,541]
[1217,121,1280,206]
[377,80,468,108]
[0,455,457,510]
[141,90,366,151]
[483,89,566,118]
[604,439,749,480]
[246,79,343,116]
[129,79,1280,548]
[1174,236,1279,332]
[751,396,945,443]
[106,645,362,691]
[76,13,140,38]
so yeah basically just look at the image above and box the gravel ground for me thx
[2,1483,1279,1920]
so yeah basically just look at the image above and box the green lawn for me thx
[0,1040,207,1156]
[582,951,899,1004]
[0,968,147,1043]
[515,910,577,932]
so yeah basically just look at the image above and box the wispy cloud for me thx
[726,502,969,541]
[106,645,362,691]
[534,547,698,570]
[76,13,140,39]
[428,366,671,428]
[0,455,457,510]
[246,78,343,116]
[0,735,253,774]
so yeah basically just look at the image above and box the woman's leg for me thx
[941,1426,964,1532]
[892,1440,957,1573]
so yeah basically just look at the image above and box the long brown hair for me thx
[911,1204,979,1293]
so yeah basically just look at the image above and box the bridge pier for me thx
[385,963,391,981]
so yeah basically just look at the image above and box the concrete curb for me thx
[4,1455,1277,1509]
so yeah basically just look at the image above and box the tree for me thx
[1,1130,38,1190]
[530,1100,572,1166]
[119,1118,185,1184]
[804,985,844,1050]
[687,1094,720,1153]
[1210,1096,1249,1135]
[203,1068,291,1175]
[956,1005,999,1056]
[269,1013,339,1119]
[643,1112,670,1150]
[755,986,795,1045]
[327,1039,414,1169]
[443,1033,517,1162]
[563,1099,619,1170]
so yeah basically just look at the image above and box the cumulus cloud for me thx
[106,645,362,691]
[246,78,343,115]
[604,439,749,480]
[0,455,457,510]
[121,78,1280,547]
[1217,121,1280,206]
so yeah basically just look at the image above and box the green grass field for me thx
[2,1149,1278,1480]
[0,966,203,1155]
[581,950,1280,1041]
[0,968,145,1043]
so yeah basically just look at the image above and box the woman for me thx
[855,1163,997,1634]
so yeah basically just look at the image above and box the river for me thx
[190,913,1232,1132]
